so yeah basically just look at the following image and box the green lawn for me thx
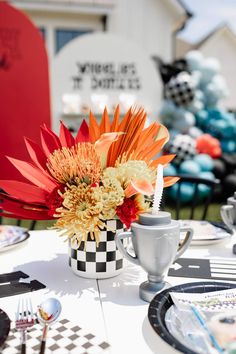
[165,202,222,221]
[1,202,222,229]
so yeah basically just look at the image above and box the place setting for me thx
[0,226,30,253]
[0,295,110,354]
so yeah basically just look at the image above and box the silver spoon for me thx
[37,298,62,354]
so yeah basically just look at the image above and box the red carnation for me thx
[45,185,65,217]
[116,198,138,229]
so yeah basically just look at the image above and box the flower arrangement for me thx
[0,107,178,245]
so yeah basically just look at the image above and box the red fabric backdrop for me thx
[0,2,51,180]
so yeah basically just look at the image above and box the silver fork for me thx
[15,297,35,354]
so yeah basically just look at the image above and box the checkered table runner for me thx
[2,318,110,354]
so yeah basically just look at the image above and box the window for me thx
[55,29,92,53]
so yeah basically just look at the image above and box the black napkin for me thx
[0,271,46,297]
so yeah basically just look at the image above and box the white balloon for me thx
[186,50,203,71]
[205,57,221,72]
[189,126,203,138]
[200,58,221,84]
[191,70,202,87]
[188,99,204,113]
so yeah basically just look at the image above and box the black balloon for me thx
[223,173,236,198]
[152,56,190,84]
[213,159,226,179]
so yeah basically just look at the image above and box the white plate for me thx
[0,225,30,252]
[189,236,231,246]
[180,220,232,246]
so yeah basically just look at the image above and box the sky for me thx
[179,0,236,43]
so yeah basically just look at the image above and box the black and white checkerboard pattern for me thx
[164,71,195,106]
[165,134,196,165]
[2,318,110,354]
[69,220,127,278]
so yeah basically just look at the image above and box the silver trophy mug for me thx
[221,192,236,232]
[115,211,193,302]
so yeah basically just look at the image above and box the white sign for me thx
[52,33,161,132]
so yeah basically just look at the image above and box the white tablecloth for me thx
[1,229,236,354]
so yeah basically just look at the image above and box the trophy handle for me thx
[175,227,193,261]
[221,205,234,231]
[115,231,140,265]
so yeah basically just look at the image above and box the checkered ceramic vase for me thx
[68,219,126,279]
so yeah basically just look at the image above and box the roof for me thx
[10,0,115,15]
[176,0,193,18]
[195,23,236,49]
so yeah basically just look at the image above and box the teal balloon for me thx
[164,164,177,176]
[222,123,236,139]
[168,183,194,203]
[168,184,178,199]
[214,119,227,130]
[200,171,215,180]
[179,183,195,203]
[198,184,211,198]
[221,140,236,153]
[196,110,208,127]
[193,154,214,171]
[198,171,215,198]
[179,160,201,175]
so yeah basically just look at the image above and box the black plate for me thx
[148,281,236,354]
[0,308,10,347]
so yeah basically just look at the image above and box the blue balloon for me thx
[179,183,195,203]
[200,171,215,180]
[185,51,203,71]
[221,123,236,139]
[179,160,201,175]
[175,107,187,120]
[189,126,203,139]
[193,154,214,172]
[221,140,236,153]
[196,110,208,127]
[164,164,177,176]
[160,100,175,117]
[168,184,178,199]
[168,183,195,203]
[195,90,204,101]
[173,111,196,132]
[198,184,211,198]
[200,58,220,84]
[188,99,204,114]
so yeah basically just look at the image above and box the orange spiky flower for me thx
[89,105,178,186]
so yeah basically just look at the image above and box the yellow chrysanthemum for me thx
[47,143,102,185]
[104,160,155,189]
[54,180,124,245]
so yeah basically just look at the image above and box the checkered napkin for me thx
[2,318,110,354]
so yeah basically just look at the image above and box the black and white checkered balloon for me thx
[165,134,196,165]
[164,71,195,106]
